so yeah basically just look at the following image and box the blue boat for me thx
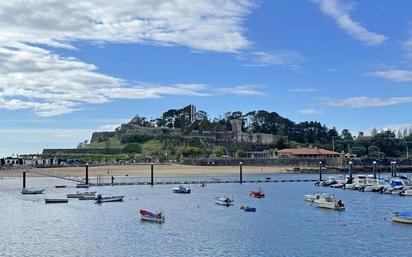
[391,211,412,224]
[241,205,256,212]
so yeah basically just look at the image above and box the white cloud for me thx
[216,85,267,96]
[312,0,386,45]
[0,1,264,116]
[0,44,266,116]
[248,51,303,67]
[327,96,412,108]
[0,1,254,53]
[298,108,323,115]
[290,88,319,92]
[367,70,412,82]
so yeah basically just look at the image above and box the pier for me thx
[88,175,318,186]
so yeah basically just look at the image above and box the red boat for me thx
[139,209,165,223]
[250,189,265,198]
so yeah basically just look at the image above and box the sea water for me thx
[1,173,412,257]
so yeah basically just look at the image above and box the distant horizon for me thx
[1,1,412,156]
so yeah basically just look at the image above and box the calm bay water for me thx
[1,173,412,257]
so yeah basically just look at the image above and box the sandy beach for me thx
[0,164,297,178]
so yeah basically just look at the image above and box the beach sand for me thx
[1,164,297,178]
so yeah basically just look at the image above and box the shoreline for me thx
[1,164,408,178]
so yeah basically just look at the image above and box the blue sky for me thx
[1,0,412,156]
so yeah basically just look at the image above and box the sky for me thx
[1,0,412,156]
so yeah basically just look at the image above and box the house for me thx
[277,147,340,158]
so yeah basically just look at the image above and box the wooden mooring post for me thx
[348,161,353,184]
[85,163,89,185]
[318,161,322,181]
[22,171,26,188]
[150,162,154,186]
[239,162,243,184]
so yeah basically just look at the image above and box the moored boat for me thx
[45,199,69,204]
[172,185,191,194]
[66,191,96,198]
[250,189,265,198]
[314,194,345,211]
[240,205,256,212]
[215,196,234,206]
[390,211,412,224]
[21,188,45,195]
[139,209,165,223]
[400,189,412,196]
[55,185,67,188]
[304,193,326,202]
[95,195,124,203]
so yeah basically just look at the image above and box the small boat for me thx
[304,193,325,202]
[314,194,345,211]
[95,195,124,203]
[330,183,344,188]
[400,189,412,196]
[215,196,234,206]
[265,177,271,181]
[66,191,96,198]
[172,185,191,194]
[45,199,69,204]
[139,209,165,223]
[55,185,67,188]
[240,205,256,212]
[250,189,265,198]
[21,188,45,195]
[390,211,412,224]
[76,183,90,188]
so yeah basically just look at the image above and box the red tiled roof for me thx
[278,148,340,155]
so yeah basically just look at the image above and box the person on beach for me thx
[111,176,114,184]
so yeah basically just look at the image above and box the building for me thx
[278,147,340,158]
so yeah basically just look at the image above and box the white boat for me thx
[66,191,96,198]
[305,193,332,202]
[314,194,345,211]
[215,196,234,206]
[400,189,412,196]
[139,209,165,223]
[172,185,191,194]
[45,199,69,204]
[363,179,388,192]
[95,195,124,203]
[390,211,412,224]
[21,188,45,194]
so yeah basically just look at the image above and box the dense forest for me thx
[116,108,412,158]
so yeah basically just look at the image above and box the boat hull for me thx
[45,199,69,204]
[95,196,124,203]
[21,189,45,195]
[391,212,412,224]
[316,202,345,211]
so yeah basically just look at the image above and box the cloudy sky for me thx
[1,0,412,156]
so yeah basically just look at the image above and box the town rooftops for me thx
[278,147,340,156]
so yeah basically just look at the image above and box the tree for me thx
[236,149,246,158]
[123,143,142,154]
[215,147,225,157]
[351,146,367,157]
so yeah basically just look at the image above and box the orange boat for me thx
[250,189,265,198]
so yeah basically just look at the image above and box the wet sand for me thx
[1,164,296,177]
